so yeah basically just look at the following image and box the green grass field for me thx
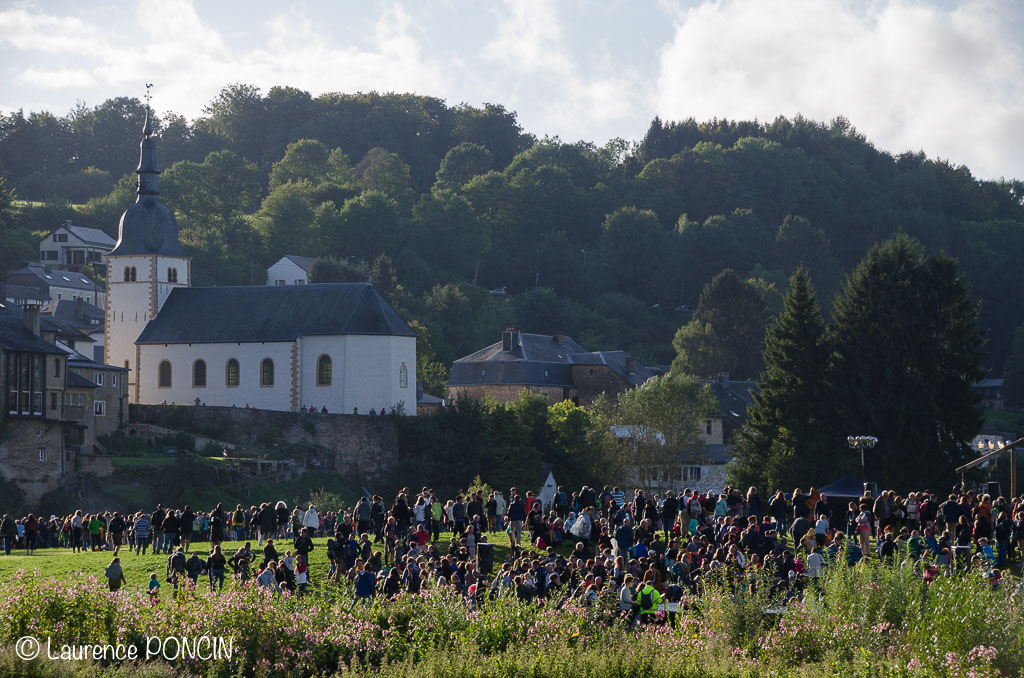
[0,531,547,590]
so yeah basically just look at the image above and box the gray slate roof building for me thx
[699,374,759,429]
[136,283,415,344]
[58,225,116,248]
[7,263,105,294]
[448,332,587,388]
[0,303,66,354]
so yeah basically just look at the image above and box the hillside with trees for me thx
[2,84,1024,395]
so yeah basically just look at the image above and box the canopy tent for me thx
[818,475,865,499]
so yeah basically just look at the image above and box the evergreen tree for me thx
[731,268,833,490]
[828,234,984,490]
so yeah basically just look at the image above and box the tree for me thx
[269,139,353,190]
[1003,324,1024,407]
[434,142,493,191]
[828,234,984,490]
[408,321,450,397]
[731,268,833,490]
[672,270,773,378]
[591,374,716,493]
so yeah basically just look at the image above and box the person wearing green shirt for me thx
[88,515,103,552]
[430,497,444,542]
[908,530,926,559]
[636,573,662,624]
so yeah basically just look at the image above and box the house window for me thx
[42,250,58,260]
[682,466,703,482]
[77,394,83,406]
[704,420,712,435]
[260,358,274,387]
[53,358,61,378]
[317,355,332,386]
[112,373,119,387]
[226,359,240,387]
[295,279,305,285]
[94,373,104,386]
[168,267,178,283]
[54,233,68,242]
[275,280,285,286]
[38,448,45,461]
[192,360,207,388]
[158,360,172,388]
[94,400,106,416]
[399,363,408,389]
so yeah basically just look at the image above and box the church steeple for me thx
[136,107,160,196]
[109,86,186,258]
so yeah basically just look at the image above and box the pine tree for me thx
[828,234,984,490]
[731,268,833,490]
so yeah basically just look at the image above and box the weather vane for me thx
[144,83,153,108]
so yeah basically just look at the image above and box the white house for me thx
[39,221,115,269]
[104,109,416,413]
[267,255,316,286]
[134,284,416,414]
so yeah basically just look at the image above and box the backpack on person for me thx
[639,587,653,609]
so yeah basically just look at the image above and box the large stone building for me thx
[105,110,416,414]
[447,329,666,406]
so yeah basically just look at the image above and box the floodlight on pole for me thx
[848,435,878,484]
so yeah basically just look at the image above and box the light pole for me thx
[847,435,878,485]
[976,438,1016,498]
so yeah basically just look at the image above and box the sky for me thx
[1,0,1023,180]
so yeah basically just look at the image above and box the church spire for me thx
[136,84,159,196]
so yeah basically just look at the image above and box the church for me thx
[104,111,416,414]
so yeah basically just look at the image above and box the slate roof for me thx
[40,315,93,344]
[449,332,587,387]
[66,370,98,389]
[51,299,105,330]
[0,303,66,354]
[64,225,116,248]
[283,255,317,272]
[2,284,49,302]
[448,332,667,389]
[700,376,759,428]
[7,264,105,293]
[136,283,415,344]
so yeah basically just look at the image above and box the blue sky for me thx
[1,0,1023,180]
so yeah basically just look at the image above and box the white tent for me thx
[537,469,558,512]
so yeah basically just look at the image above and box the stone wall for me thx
[130,404,398,479]
[0,418,70,505]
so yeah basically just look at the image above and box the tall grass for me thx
[0,560,1020,677]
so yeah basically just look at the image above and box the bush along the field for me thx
[0,563,1021,678]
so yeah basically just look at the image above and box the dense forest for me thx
[2,84,1023,398]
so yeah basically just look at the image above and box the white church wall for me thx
[137,341,294,410]
[297,334,416,415]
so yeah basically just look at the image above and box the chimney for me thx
[23,304,41,336]
[75,296,84,319]
[502,328,520,352]
[625,357,636,375]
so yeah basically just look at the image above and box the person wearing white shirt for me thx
[302,505,320,534]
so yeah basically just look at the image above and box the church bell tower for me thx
[104,99,190,403]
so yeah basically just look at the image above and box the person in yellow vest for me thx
[636,571,662,624]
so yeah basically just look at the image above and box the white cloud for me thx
[480,0,641,139]
[0,1,450,121]
[654,0,1024,179]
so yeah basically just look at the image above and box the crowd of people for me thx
[2,483,1023,620]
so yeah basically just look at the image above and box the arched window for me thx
[225,359,240,387]
[168,268,178,283]
[130,267,137,281]
[192,360,206,388]
[260,358,274,387]
[158,360,172,388]
[399,362,408,389]
[123,267,131,282]
[316,355,332,386]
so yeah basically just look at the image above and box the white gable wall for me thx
[266,259,309,286]
[298,334,415,414]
